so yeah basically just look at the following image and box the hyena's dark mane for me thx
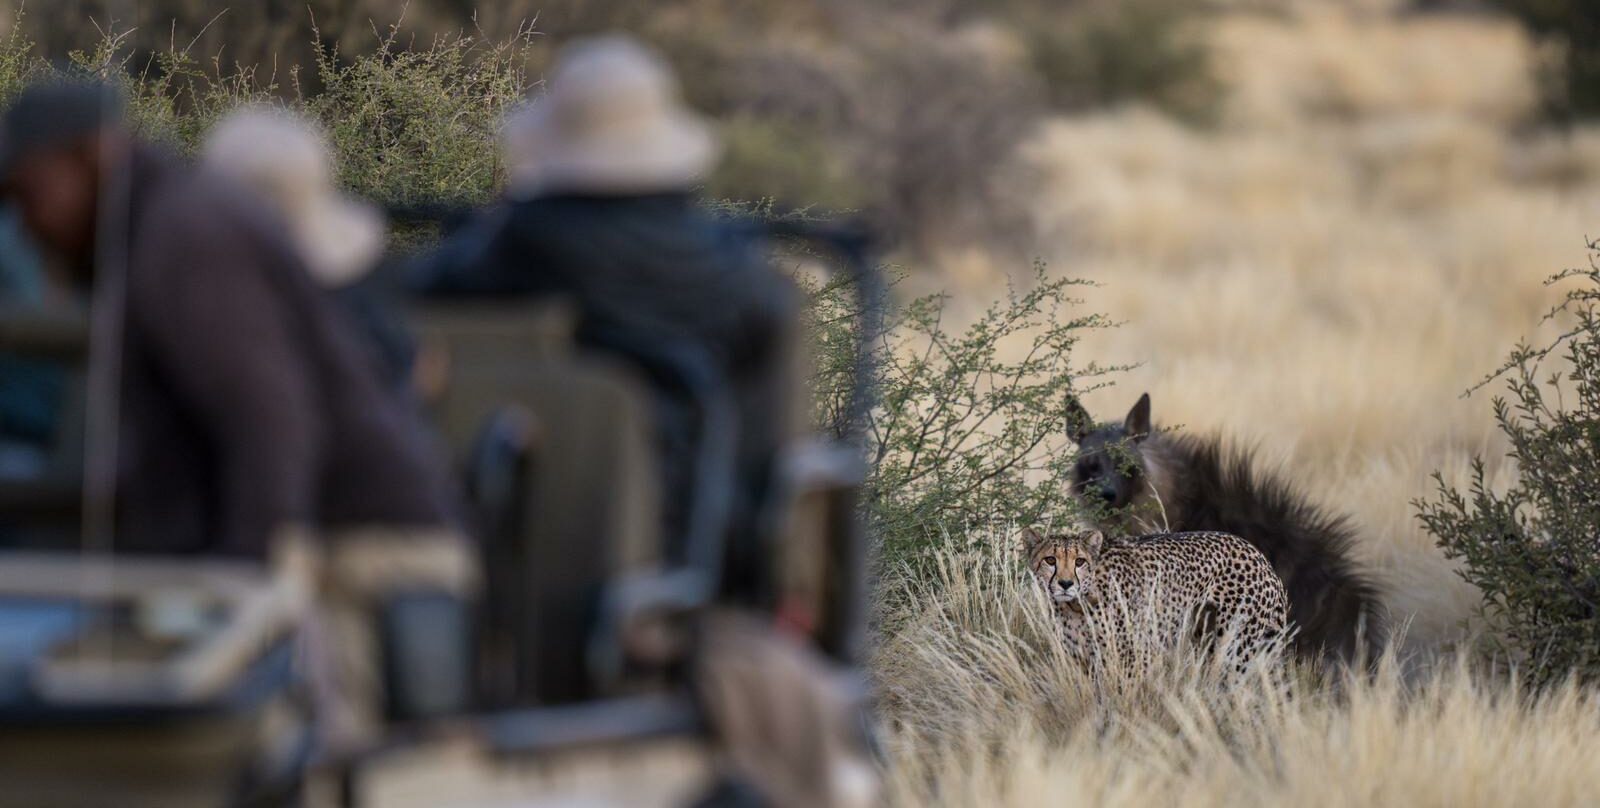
[1147,432,1387,663]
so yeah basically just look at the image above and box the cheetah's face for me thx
[1021,528,1104,610]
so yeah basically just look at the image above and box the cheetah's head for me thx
[1021,527,1104,611]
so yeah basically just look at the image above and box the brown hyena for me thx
[1063,392,1386,666]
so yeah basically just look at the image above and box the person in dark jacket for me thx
[0,204,64,476]
[0,80,475,748]
[413,37,803,566]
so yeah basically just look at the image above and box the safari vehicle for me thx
[0,216,884,807]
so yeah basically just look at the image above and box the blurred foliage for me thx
[1025,0,1221,124]
[1488,0,1600,119]
[66,27,275,152]
[1,0,1221,250]
[1419,240,1600,684]
[707,116,865,212]
[2,0,474,94]
[0,11,37,103]
[0,9,535,210]
[304,18,536,208]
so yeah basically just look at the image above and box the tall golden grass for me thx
[1003,7,1600,654]
[876,543,1600,806]
[879,7,1600,804]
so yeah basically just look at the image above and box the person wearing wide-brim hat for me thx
[497,36,721,198]
[413,35,802,563]
[202,108,416,392]
[0,79,476,753]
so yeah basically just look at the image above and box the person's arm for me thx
[131,206,324,555]
[0,358,64,445]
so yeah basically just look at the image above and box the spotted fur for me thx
[1022,528,1289,668]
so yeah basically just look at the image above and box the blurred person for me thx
[413,36,802,567]
[0,80,475,749]
[0,202,64,477]
[201,107,417,393]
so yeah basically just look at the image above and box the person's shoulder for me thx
[129,158,309,311]
[155,165,265,220]
[503,194,584,231]
[139,163,291,252]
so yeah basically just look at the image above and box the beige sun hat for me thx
[498,100,545,193]
[504,35,721,198]
[201,107,385,288]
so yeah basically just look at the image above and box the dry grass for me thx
[877,6,1600,804]
[875,541,1600,807]
[989,7,1600,655]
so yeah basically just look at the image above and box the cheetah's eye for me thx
[1043,556,1056,566]
[1074,557,1088,569]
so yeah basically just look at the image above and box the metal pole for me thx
[77,0,136,669]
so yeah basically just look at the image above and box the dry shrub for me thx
[65,27,276,153]
[1420,246,1600,684]
[844,21,1043,251]
[3,0,469,94]
[687,14,1046,251]
[803,260,1123,571]
[305,17,536,208]
[1025,0,1220,124]
[0,8,535,210]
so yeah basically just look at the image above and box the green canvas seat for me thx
[412,301,662,705]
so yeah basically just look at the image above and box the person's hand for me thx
[411,340,451,404]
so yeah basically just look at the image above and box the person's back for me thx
[119,148,452,554]
[428,192,795,407]
[424,192,797,555]
[414,38,802,560]
[505,193,788,364]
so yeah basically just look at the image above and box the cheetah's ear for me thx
[1085,530,1105,557]
[1123,393,1151,443]
[1064,394,1093,444]
[1019,527,1046,554]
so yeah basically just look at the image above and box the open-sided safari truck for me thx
[0,309,317,807]
[0,217,884,807]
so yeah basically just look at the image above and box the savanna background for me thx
[10,0,1600,803]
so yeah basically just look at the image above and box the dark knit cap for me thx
[0,79,125,179]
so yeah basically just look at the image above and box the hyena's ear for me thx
[1123,393,1151,443]
[1019,527,1045,554]
[1064,394,1093,443]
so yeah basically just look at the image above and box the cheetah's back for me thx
[1067,531,1289,665]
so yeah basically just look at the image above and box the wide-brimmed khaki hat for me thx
[201,108,385,287]
[504,36,720,198]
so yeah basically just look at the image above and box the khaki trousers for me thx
[299,527,479,755]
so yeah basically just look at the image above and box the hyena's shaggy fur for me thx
[1064,392,1387,666]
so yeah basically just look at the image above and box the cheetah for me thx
[1021,527,1289,670]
